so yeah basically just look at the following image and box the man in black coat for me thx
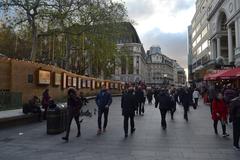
[230,96,240,150]
[135,86,145,115]
[181,87,192,122]
[121,86,137,138]
[155,89,172,130]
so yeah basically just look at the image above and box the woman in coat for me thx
[211,92,229,137]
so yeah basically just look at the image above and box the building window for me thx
[202,40,208,51]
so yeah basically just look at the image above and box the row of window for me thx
[193,40,209,56]
[192,26,208,48]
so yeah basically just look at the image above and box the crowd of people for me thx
[23,82,240,150]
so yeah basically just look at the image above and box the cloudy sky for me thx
[117,0,196,69]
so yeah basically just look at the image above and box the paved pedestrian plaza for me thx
[0,97,240,160]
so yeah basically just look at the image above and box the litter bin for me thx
[46,105,68,134]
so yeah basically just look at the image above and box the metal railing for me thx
[0,92,22,111]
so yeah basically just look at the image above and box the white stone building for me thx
[189,0,240,81]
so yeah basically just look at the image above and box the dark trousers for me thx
[213,120,226,134]
[194,98,199,106]
[136,102,143,115]
[170,106,176,119]
[160,109,167,128]
[233,118,240,147]
[31,107,42,121]
[183,105,189,121]
[65,112,80,138]
[124,115,135,135]
[98,108,109,129]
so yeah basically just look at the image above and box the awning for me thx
[204,70,229,81]
[204,67,240,81]
[219,67,240,79]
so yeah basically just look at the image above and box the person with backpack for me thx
[62,88,82,142]
[95,85,112,134]
[155,89,172,130]
[121,86,137,138]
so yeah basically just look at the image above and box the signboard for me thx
[38,70,51,85]
[92,80,95,89]
[54,73,61,86]
[67,76,72,86]
[62,73,67,89]
[77,77,81,89]
[114,83,118,89]
[87,80,91,88]
[82,79,86,88]
[72,77,77,87]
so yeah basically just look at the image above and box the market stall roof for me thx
[204,70,229,81]
[219,67,240,79]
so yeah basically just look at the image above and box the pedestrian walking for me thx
[193,88,200,108]
[170,89,177,120]
[135,86,144,115]
[181,87,192,122]
[155,89,172,130]
[62,88,82,142]
[95,85,112,134]
[121,86,137,138]
[229,96,240,150]
[41,89,51,120]
[211,92,229,137]
[208,85,216,113]
[146,88,153,104]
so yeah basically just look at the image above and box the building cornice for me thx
[207,0,224,21]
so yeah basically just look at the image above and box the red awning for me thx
[204,70,229,81]
[219,67,240,80]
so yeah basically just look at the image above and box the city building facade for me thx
[189,0,240,81]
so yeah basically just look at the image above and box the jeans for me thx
[98,107,109,129]
[124,115,135,135]
[65,111,80,138]
[194,98,199,106]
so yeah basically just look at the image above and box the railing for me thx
[0,92,22,111]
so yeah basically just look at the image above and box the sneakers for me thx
[222,133,230,137]
[233,146,240,151]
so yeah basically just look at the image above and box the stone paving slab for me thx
[0,97,239,160]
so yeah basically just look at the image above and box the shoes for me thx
[125,134,128,138]
[131,128,136,134]
[62,137,69,142]
[162,126,167,130]
[222,133,230,137]
[76,132,81,137]
[97,129,102,135]
[103,128,106,132]
[233,146,240,151]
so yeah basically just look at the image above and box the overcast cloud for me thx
[119,0,196,68]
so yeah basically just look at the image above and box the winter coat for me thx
[156,92,172,110]
[212,98,228,121]
[135,89,145,103]
[96,90,112,109]
[121,91,137,116]
[193,90,200,99]
[67,95,82,115]
[181,90,192,107]
[229,97,240,121]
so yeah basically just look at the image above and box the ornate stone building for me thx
[189,0,240,81]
